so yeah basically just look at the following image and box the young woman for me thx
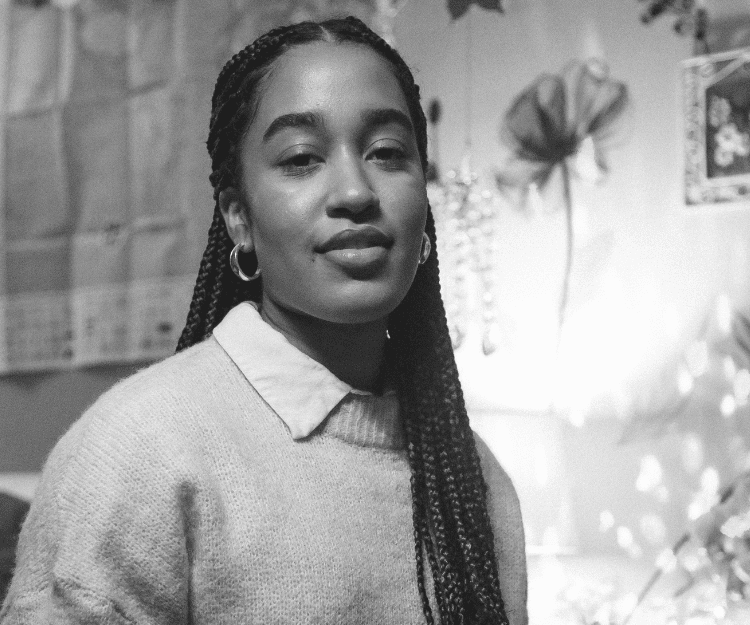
[1,17,527,625]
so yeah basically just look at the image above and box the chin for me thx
[320,300,398,325]
[313,287,409,325]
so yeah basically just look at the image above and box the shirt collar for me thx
[212,302,392,440]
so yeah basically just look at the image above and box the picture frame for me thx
[683,48,750,206]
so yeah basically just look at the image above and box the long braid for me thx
[390,207,508,624]
[177,16,508,625]
[404,410,437,625]
[176,208,224,350]
[432,317,504,617]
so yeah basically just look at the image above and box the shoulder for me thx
[39,338,242,495]
[98,337,234,414]
[75,337,236,439]
[472,431,529,625]
[16,340,239,561]
[2,348,232,624]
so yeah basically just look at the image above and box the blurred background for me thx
[3,0,750,622]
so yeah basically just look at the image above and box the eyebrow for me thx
[261,107,414,143]
[262,111,325,143]
[360,108,414,134]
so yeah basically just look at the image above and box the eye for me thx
[368,143,408,169]
[279,151,322,175]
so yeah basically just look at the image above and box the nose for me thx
[325,153,379,218]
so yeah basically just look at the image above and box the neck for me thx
[259,298,388,393]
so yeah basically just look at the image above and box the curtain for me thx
[0,0,380,374]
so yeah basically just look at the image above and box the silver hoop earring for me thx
[229,243,261,282]
[418,232,431,265]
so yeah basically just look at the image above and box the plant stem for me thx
[621,533,690,625]
[558,161,574,353]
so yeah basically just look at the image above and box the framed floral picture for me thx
[683,48,750,205]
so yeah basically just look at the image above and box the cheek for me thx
[398,189,428,237]
[248,190,313,253]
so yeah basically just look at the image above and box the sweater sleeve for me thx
[0,385,193,625]
[473,432,529,625]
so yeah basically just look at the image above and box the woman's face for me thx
[227,42,428,325]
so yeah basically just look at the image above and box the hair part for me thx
[177,16,508,625]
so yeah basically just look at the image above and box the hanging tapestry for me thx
[0,0,381,374]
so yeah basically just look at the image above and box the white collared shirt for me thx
[212,302,394,440]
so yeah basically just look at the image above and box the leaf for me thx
[447,0,503,20]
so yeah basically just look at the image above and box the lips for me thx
[317,226,393,253]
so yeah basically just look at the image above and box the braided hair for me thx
[177,16,508,625]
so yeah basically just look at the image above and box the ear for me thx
[219,187,254,252]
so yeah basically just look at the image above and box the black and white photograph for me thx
[2,1,750,624]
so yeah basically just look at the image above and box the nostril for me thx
[327,187,379,217]
[327,201,379,223]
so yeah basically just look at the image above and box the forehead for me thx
[252,42,410,128]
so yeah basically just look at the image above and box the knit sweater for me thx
[0,314,527,624]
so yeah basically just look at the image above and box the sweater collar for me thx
[212,302,395,441]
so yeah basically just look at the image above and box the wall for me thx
[393,0,750,414]
[391,0,750,555]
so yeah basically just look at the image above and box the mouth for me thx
[316,226,393,275]
[317,226,393,253]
